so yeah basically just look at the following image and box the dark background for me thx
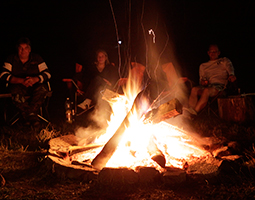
[1,0,254,121]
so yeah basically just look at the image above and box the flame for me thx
[76,65,211,171]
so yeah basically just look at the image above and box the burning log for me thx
[49,143,104,162]
[91,86,152,170]
[48,134,104,161]
[92,83,182,171]
[67,144,104,156]
[147,136,166,168]
[91,109,132,170]
[143,98,183,124]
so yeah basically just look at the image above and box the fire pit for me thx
[46,125,231,185]
[46,77,240,185]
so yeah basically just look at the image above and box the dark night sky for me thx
[1,0,255,112]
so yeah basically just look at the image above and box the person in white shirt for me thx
[186,44,236,116]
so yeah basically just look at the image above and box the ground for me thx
[1,112,255,199]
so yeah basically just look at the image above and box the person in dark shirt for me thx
[0,37,51,124]
[78,49,119,109]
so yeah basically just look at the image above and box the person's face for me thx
[18,43,31,60]
[207,46,220,61]
[97,52,107,64]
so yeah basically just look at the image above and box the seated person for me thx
[0,37,51,124]
[78,49,119,110]
[185,44,236,117]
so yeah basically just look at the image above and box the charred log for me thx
[91,83,155,170]
[143,98,183,124]
[91,82,182,171]
[147,136,166,168]
[91,109,132,170]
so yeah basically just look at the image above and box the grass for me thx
[1,113,255,199]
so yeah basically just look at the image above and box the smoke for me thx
[75,1,196,145]
[75,97,112,145]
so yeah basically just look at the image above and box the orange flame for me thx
[77,63,211,171]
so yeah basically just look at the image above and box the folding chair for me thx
[202,88,227,117]
[4,82,52,125]
[199,80,238,117]
[62,78,95,121]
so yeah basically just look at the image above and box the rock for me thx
[98,167,139,185]
[162,167,186,185]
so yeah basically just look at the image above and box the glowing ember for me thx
[75,66,211,171]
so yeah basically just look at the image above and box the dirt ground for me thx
[1,113,255,199]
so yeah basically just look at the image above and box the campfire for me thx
[47,68,240,183]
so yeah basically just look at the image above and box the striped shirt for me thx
[0,53,51,83]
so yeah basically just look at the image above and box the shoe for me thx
[183,107,197,120]
[183,107,197,115]
[78,99,92,110]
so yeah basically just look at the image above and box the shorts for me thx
[200,83,225,91]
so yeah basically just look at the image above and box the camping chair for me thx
[62,62,96,119]
[4,81,52,125]
[199,80,239,117]
[62,78,90,117]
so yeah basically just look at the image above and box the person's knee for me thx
[206,87,219,97]
[202,88,210,95]
[190,86,200,96]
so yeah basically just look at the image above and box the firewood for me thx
[218,95,254,122]
[147,136,166,168]
[91,110,132,170]
[91,88,149,170]
[143,98,183,124]
[49,143,104,160]
[68,144,104,156]
[91,88,182,170]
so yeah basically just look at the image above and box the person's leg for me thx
[8,84,30,119]
[29,83,48,115]
[188,86,203,109]
[194,87,218,113]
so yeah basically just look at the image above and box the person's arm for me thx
[38,61,51,83]
[9,76,25,84]
[224,57,236,82]
[228,74,236,82]
[10,76,40,87]
[32,54,51,83]
[199,64,208,86]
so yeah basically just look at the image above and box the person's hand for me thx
[201,79,209,86]
[228,75,236,82]
[103,78,112,86]
[23,76,39,87]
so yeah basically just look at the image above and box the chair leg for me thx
[208,106,219,117]
[37,114,49,123]
[11,115,21,126]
